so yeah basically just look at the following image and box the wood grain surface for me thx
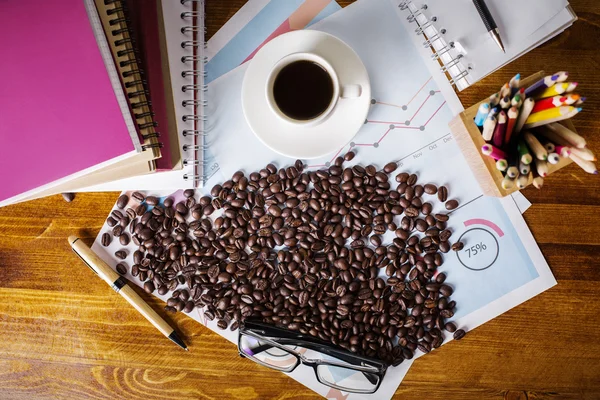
[1,1,600,399]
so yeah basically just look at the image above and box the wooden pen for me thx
[68,236,188,351]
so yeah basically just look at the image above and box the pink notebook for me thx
[0,0,138,205]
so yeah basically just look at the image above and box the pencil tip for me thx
[168,331,188,351]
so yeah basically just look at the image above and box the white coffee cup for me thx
[265,52,363,127]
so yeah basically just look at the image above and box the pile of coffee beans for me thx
[102,154,466,366]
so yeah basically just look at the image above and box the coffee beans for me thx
[117,194,129,209]
[437,186,448,202]
[62,193,75,203]
[102,160,465,366]
[101,233,111,247]
[445,199,459,210]
[452,242,464,251]
[116,263,127,275]
[453,329,466,340]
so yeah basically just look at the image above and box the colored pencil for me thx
[569,147,596,162]
[482,144,507,160]
[519,161,531,175]
[524,74,559,97]
[532,175,544,189]
[547,152,560,165]
[543,141,555,153]
[543,122,586,148]
[523,106,582,129]
[500,83,511,98]
[523,131,548,160]
[575,97,586,106]
[531,94,580,113]
[482,115,497,141]
[514,98,535,134]
[566,82,578,93]
[504,107,519,145]
[506,166,519,179]
[555,145,571,157]
[502,175,516,190]
[496,159,508,171]
[474,103,491,127]
[517,173,530,189]
[534,158,548,177]
[509,73,521,95]
[517,139,533,165]
[492,111,507,148]
[489,93,500,107]
[554,71,569,83]
[535,83,570,99]
[570,153,598,174]
[511,93,523,109]
[499,95,511,109]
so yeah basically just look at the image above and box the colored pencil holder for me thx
[449,71,574,197]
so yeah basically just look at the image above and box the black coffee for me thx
[273,60,334,121]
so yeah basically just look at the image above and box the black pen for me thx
[472,0,505,53]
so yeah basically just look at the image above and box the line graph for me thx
[306,77,446,168]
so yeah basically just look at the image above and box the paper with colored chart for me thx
[206,0,341,83]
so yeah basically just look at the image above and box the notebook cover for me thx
[0,0,138,205]
[126,0,182,171]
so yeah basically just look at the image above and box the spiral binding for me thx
[103,0,162,154]
[399,1,469,88]
[180,0,208,186]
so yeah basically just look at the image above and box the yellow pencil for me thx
[523,106,582,129]
[535,83,570,99]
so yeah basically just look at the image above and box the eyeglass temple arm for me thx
[247,339,380,385]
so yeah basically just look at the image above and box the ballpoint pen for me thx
[69,236,188,351]
[472,0,505,53]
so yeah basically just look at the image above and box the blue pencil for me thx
[474,103,491,127]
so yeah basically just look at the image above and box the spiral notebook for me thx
[78,0,209,192]
[398,0,576,91]
[0,0,164,206]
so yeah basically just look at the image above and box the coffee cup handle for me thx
[340,84,362,99]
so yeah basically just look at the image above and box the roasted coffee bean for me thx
[144,281,155,293]
[132,191,145,202]
[62,192,75,203]
[217,319,228,330]
[453,329,466,340]
[101,233,112,247]
[115,250,127,260]
[452,242,464,251]
[344,151,355,161]
[183,189,195,198]
[119,233,130,246]
[444,322,457,333]
[116,263,127,275]
[445,199,459,210]
[384,162,397,174]
[424,184,437,195]
[437,186,448,202]
[146,196,159,206]
[117,194,129,209]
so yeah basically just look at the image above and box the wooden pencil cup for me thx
[449,71,575,197]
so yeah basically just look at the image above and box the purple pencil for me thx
[524,74,559,97]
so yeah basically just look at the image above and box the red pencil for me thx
[531,94,580,113]
[504,106,519,145]
[492,111,507,148]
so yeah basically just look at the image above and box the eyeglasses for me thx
[238,320,388,394]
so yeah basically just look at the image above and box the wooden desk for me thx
[1,1,599,399]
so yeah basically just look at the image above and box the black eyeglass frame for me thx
[238,320,388,394]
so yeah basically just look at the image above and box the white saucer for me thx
[242,30,371,159]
